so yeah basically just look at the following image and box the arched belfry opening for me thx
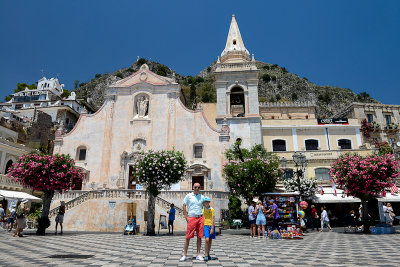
[230,87,245,117]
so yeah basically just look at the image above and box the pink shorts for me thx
[186,216,204,239]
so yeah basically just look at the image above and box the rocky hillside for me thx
[73,59,379,117]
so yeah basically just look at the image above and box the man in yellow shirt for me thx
[203,197,216,262]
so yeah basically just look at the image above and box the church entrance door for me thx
[128,165,138,189]
[192,176,204,190]
[127,202,137,223]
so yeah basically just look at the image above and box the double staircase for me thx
[49,189,186,220]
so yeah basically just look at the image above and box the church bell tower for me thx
[215,15,262,147]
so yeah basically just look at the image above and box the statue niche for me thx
[134,94,149,118]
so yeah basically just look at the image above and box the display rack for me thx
[262,192,303,239]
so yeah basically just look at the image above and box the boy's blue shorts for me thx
[204,225,216,239]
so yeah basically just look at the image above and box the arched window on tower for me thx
[230,87,245,117]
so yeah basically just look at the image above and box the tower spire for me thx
[220,15,250,63]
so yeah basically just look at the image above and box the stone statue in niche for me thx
[136,95,149,117]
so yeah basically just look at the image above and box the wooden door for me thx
[192,176,204,190]
[128,165,138,189]
[127,202,137,223]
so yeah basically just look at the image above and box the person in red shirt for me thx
[310,205,319,231]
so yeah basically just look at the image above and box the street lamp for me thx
[292,152,307,199]
[280,157,287,168]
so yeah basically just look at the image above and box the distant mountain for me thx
[73,58,379,117]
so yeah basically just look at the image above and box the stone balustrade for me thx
[0,174,24,190]
[159,190,229,201]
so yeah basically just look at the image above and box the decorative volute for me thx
[220,15,250,63]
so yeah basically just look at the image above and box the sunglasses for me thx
[194,186,200,189]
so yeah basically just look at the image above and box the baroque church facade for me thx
[52,15,256,231]
[50,15,383,231]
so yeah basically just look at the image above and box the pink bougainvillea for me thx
[7,153,85,192]
[329,153,399,199]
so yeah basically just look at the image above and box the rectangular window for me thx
[390,138,396,146]
[78,148,87,161]
[386,115,392,126]
[194,145,203,158]
[367,114,374,123]
[305,140,319,151]
[315,168,331,180]
[338,139,352,149]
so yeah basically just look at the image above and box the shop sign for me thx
[317,118,349,125]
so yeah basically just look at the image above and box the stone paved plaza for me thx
[1,229,400,267]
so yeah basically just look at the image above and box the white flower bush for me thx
[283,175,317,198]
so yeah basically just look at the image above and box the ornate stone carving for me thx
[132,138,146,152]
[136,95,149,117]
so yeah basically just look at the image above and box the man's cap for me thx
[203,196,211,202]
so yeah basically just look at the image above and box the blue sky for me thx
[1,0,399,104]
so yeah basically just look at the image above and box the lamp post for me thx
[292,152,307,200]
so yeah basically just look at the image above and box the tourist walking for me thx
[167,203,175,235]
[248,201,256,238]
[320,206,332,232]
[0,204,5,229]
[5,206,16,232]
[255,201,266,238]
[310,205,319,231]
[14,199,29,237]
[266,199,281,233]
[387,203,395,225]
[55,201,65,235]
[180,183,205,262]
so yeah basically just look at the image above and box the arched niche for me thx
[134,93,150,118]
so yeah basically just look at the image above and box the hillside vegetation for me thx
[73,58,379,117]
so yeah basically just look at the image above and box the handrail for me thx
[49,189,227,220]
[155,196,185,220]
[49,189,147,217]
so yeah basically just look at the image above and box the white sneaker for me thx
[196,255,204,261]
[179,256,187,261]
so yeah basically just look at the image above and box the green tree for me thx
[189,84,196,107]
[14,83,37,93]
[223,141,281,204]
[61,89,71,98]
[74,80,79,89]
[137,58,147,66]
[197,83,216,103]
[95,74,102,78]
[156,65,167,76]
[228,195,242,220]
[4,95,11,101]
[131,150,187,235]
[262,74,271,83]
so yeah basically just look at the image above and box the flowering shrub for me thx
[223,144,282,204]
[360,118,373,138]
[329,153,399,199]
[7,153,85,191]
[7,153,85,235]
[131,149,187,236]
[283,176,317,198]
[131,150,187,196]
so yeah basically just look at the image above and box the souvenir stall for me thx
[262,192,303,239]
